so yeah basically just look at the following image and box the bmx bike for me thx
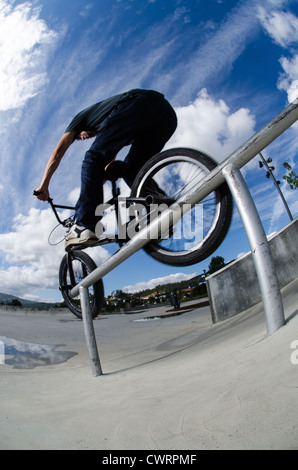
[34,147,233,319]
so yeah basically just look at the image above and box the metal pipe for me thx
[222,164,285,333]
[80,286,103,376]
[70,98,298,298]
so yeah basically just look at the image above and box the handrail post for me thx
[80,286,103,376]
[222,164,285,334]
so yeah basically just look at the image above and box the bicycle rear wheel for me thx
[130,148,233,267]
[59,250,104,319]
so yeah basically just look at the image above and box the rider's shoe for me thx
[64,224,98,252]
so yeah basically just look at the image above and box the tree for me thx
[9,299,22,307]
[283,162,298,190]
[208,256,225,274]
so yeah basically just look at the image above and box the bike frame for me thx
[45,183,176,296]
[47,198,75,227]
[44,181,175,247]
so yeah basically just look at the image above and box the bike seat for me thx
[104,161,129,182]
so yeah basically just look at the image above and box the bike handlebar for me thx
[33,190,75,226]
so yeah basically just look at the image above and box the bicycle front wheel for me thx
[130,148,233,267]
[59,250,104,319]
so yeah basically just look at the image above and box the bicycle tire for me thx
[130,148,233,267]
[59,250,104,319]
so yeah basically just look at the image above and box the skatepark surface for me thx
[0,278,297,450]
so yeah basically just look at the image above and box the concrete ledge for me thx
[206,217,298,323]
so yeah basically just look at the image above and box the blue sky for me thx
[0,0,297,302]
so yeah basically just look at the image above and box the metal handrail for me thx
[71,98,298,297]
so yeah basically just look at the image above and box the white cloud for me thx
[122,272,197,294]
[258,8,298,103]
[67,188,80,206]
[0,0,58,111]
[79,3,94,18]
[167,89,256,162]
[258,8,298,48]
[0,206,109,299]
[278,54,298,102]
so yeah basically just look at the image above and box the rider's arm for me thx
[35,132,76,201]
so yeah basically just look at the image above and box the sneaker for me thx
[64,224,98,252]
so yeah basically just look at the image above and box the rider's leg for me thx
[64,150,107,251]
[74,150,110,231]
[123,100,177,187]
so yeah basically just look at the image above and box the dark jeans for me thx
[75,91,177,231]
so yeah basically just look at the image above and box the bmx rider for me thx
[35,89,177,252]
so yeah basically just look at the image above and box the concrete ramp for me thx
[0,279,297,450]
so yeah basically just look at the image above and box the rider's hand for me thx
[34,186,49,201]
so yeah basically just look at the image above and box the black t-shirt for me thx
[64,89,162,138]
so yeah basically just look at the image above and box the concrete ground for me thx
[0,278,297,450]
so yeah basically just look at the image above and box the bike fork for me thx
[59,252,76,293]
[67,252,76,287]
